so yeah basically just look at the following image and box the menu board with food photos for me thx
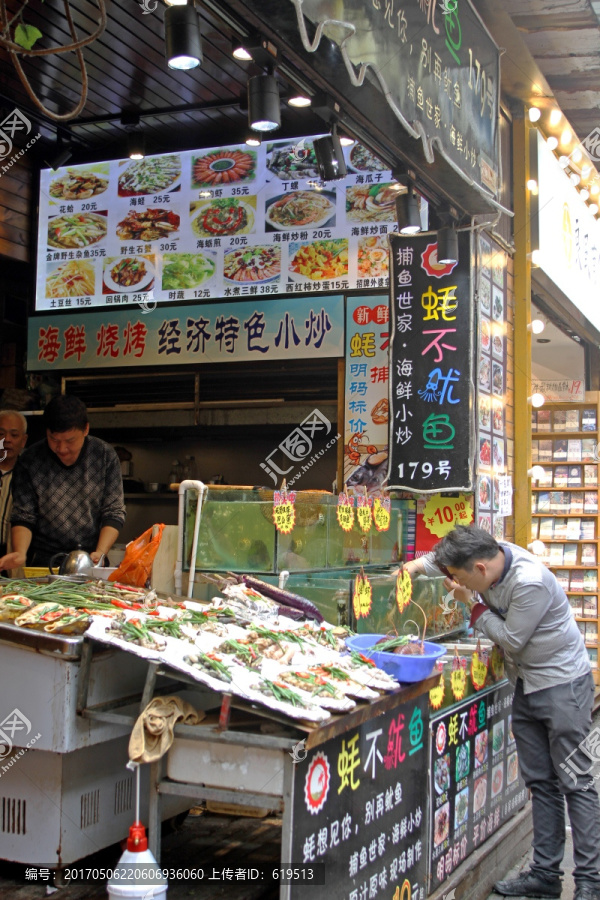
[428,680,527,891]
[36,138,396,311]
[387,231,475,493]
[476,234,509,540]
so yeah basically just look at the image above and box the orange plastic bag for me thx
[108,524,165,587]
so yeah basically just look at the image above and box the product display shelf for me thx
[531,393,600,685]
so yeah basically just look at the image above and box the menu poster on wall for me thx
[295,0,501,195]
[428,681,527,891]
[290,694,429,900]
[476,234,508,540]
[344,295,390,495]
[27,295,344,370]
[36,138,395,312]
[388,231,474,493]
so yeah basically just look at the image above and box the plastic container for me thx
[346,633,446,682]
[107,823,168,900]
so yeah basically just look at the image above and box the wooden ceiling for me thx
[0,0,328,166]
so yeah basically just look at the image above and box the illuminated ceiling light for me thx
[580,188,590,201]
[528,392,546,408]
[590,182,600,195]
[396,188,421,234]
[436,224,459,265]
[339,134,354,147]
[164,0,188,5]
[526,178,538,193]
[572,147,583,163]
[560,127,572,146]
[546,136,558,150]
[127,131,145,160]
[570,172,581,186]
[245,132,261,147]
[165,1,202,70]
[247,73,281,132]
[559,155,570,168]
[589,203,599,215]
[528,249,541,267]
[528,540,546,556]
[527,465,546,481]
[581,164,592,179]
[549,109,562,127]
[528,106,541,123]
[287,93,311,108]
[313,125,347,181]
[527,319,545,334]
[232,40,253,61]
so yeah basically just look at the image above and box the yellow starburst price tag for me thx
[422,493,474,538]
[450,666,467,701]
[372,497,391,532]
[352,572,372,619]
[336,493,355,532]
[356,496,372,534]
[395,569,412,613]
[471,650,488,691]
[429,671,445,710]
[272,495,296,535]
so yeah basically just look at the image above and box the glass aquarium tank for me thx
[183,487,415,574]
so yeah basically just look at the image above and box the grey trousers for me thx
[512,672,600,886]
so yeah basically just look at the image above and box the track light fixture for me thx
[46,139,72,171]
[248,73,281,132]
[127,131,145,160]
[395,185,421,234]
[165,0,202,71]
[437,223,459,264]
[313,124,347,181]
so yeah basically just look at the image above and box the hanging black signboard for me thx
[289,0,500,196]
[290,693,429,900]
[387,231,474,493]
[428,681,528,890]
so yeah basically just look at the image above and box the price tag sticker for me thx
[395,569,412,613]
[336,493,355,532]
[352,572,372,619]
[450,665,467,701]
[429,669,445,710]
[356,495,373,534]
[272,489,296,535]
[423,493,474,538]
[471,650,488,691]
[372,497,391,532]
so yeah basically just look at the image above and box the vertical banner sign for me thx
[388,232,474,493]
[428,681,527,890]
[291,693,429,900]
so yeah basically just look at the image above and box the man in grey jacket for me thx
[403,525,600,900]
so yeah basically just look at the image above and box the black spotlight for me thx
[248,73,281,132]
[47,144,72,171]
[395,188,421,234]
[437,224,459,264]
[165,1,202,70]
[313,127,347,181]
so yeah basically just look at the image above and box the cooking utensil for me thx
[49,549,96,575]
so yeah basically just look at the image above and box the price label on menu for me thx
[422,493,474,538]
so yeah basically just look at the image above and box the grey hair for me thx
[0,410,28,433]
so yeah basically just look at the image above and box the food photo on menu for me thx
[434,802,450,847]
[454,786,469,829]
[116,206,181,242]
[434,754,451,795]
[479,474,492,510]
[491,762,504,798]
[118,154,181,196]
[473,775,488,814]
[288,239,349,282]
[480,317,491,352]
[161,252,217,293]
[479,354,491,392]
[358,235,390,280]
[475,729,488,768]
[45,259,96,300]
[48,164,109,200]
[479,436,492,467]
[223,245,281,283]
[345,183,398,222]
[190,197,257,238]
[102,255,155,294]
[479,395,491,431]
[264,189,336,230]
[492,720,505,755]
[266,140,320,181]
[191,147,257,187]
[48,210,108,250]
[479,277,491,313]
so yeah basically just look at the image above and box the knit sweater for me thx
[11,436,125,557]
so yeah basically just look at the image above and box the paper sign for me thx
[353,572,373,619]
[356,495,373,534]
[429,671,445,710]
[373,496,391,532]
[336,493,355,532]
[273,489,296,535]
[422,493,474,538]
[395,569,412,614]
[471,651,488,691]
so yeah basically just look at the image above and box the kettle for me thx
[49,549,98,575]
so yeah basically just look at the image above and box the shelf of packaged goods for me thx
[531,459,598,465]
[569,591,600,596]
[532,432,598,439]
[532,487,597,491]
[532,513,598,518]
[548,564,599,570]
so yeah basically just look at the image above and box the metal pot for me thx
[49,549,96,575]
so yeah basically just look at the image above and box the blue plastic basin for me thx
[345,634,446,683]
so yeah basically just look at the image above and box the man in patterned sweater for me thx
[0,395,125,569]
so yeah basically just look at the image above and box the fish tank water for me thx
[183,487,415,574]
